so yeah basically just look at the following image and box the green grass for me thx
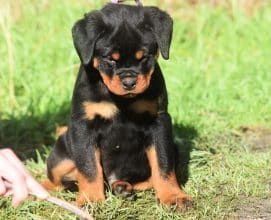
[1,0,271,219]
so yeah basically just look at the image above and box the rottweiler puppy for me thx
[43,3,192,209]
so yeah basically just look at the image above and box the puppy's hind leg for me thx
[42,133,77,192]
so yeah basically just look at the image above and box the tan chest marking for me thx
[129,99,158,115]
[83,101,119,120]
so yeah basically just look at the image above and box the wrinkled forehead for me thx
[95,22,155,57]
[110,22,142,52]
[94,5,154,54]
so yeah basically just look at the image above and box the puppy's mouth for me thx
[99,70,154,97]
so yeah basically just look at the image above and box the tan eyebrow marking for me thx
[111,52,120,61]
[93,57,99,68]
[135,50,144,60]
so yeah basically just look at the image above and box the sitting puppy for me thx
[43,3,192,209]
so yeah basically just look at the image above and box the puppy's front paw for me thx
[158,192,192,210]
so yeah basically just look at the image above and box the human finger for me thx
[26,176,49,199]
[0,177,6,196]
[10,175,28,207]
[0,154,29,207]
[0,149,28,174]
[0,149,49,202]
[0,149,49,198]
[3,188,13,197]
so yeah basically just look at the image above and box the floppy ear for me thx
[144,7,173,60]
[72,11,104,65]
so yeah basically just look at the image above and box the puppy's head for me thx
[72,4,173,97]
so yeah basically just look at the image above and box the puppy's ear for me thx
[72,11,104,65]
[144,7,173,60]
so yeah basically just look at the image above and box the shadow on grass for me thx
[0,102,70,160]
[173,124,198,186]
[0,104,197,186]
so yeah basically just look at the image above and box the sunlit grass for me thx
[0,1,271,219]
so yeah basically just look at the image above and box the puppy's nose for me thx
[122,77,136,90]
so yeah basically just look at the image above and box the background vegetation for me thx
[0,0,270,219]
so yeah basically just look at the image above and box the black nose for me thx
[122,78,136,90]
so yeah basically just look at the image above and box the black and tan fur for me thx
[43,3,192,209]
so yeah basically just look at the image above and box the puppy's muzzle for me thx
[122,77,137,90]
[119,71,137,91]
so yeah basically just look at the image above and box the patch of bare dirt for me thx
[235,197,271,220]
[239,126,271,152]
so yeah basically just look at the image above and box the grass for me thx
[1,0,271,219]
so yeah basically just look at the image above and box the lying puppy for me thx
[43,3,192,209]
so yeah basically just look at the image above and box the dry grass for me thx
[159,0,269,16]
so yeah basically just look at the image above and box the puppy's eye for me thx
[135,50,145,61]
